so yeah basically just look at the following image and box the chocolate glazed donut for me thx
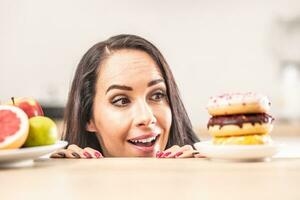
[207,113,275,129]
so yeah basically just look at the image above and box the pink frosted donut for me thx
[207,92,271,116]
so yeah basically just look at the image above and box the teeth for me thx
[131,136,156,143]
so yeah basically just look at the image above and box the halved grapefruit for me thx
[0,105,29,150]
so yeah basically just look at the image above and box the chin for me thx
[127,149,155,157]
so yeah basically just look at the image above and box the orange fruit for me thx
[0,105,29,149]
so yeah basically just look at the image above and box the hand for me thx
[50,144,103,159]
[156,145,205,158]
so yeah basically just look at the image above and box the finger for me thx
[177,150,199,158]
[180,145,194,151]
[83,147,103,159]
[50,149,66,158]
[160,145,180,158]
[193,153,206,158]
[67,144,86,158]
[156,151,163,158]
[167,145,193,158]
[64,149,81,159]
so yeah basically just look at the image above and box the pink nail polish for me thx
[83,151,92,158]
[94,151,102,158]
[174,151,183,158]
[156,151,163,158]
[162,152,171,158]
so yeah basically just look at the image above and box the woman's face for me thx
[87,49,172,157]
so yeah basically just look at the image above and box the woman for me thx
[51,34,201,159]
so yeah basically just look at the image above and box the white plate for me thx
[194,141,281,161]
[0,141,68,167]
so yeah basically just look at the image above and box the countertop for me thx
[0,136,300,200]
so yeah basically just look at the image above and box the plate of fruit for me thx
[0,97,67,167]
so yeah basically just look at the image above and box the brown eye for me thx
[111,96,130,107]
[150,91,166,102]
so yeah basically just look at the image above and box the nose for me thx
[133,99,157,128]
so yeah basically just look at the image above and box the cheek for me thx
[163,108,172,130]
[93,105,130,146]
[155,105,172,134]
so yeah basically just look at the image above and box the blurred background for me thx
[1,0,300,134]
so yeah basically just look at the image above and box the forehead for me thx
[98,49,163,87]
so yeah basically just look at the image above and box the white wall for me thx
[1,0,300,127]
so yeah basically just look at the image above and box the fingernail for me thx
[174,152,183,158]
[195,154,206,158]
[50,152,65,158]
[156,151,163,158]
[83,151,92,158]
[162,152,171,158]
[58,152,66,157]
[94,151,102,158]
[72,152,80,158]
[192,151,200,155]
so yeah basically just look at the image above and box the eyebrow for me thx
[105,78,164,94]
[147,79,164,87]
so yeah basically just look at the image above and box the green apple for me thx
[24,116,58,147]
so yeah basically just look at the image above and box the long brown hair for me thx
[63,34,199,153]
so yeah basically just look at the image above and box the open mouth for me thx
[128,135,160,147]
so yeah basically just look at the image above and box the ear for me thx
[86,120,97,132]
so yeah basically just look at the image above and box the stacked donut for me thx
[206,93,275,145]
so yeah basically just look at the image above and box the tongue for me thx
[133,141,153,147]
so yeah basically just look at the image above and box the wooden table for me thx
[1,137,300,200]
